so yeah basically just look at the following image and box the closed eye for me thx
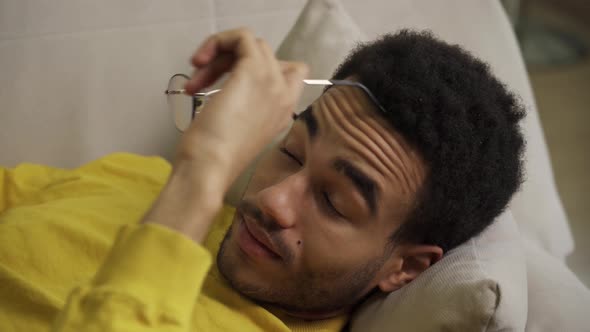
[323,192,345,218]
[280,147,303,166]
[280,146,346,219]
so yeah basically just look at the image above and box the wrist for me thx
[143,163,225,243]
[174,131,249,193]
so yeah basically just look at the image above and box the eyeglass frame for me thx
[164,73,388,130]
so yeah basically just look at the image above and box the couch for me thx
[1,0,588,330]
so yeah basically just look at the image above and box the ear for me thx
[377,244,443,293]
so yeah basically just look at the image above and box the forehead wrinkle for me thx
[318,93,390,180]
[313,97,385,215]
[357,116,422,196]
[322,88,417,196]
[322,91,407,189]
[332,88,421,195]
[321,93,397,182]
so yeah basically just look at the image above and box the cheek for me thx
[299,225,377,274]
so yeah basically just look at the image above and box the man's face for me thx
[217,84,430,318]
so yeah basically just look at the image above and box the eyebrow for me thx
[294,104,379,217]
[294,105,318,139]
[333,158,379,217]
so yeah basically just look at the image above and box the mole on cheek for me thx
[297,240,302,245]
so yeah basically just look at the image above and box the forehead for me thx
[315,85,386,133]
[303,85,427,217]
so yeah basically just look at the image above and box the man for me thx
[0,28,525,331]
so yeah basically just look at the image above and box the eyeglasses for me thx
[165,73,387,132]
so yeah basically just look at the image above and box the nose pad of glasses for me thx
[191,97,204,120]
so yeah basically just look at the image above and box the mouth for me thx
[237,213,282,261]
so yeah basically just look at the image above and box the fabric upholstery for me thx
[524,238,590,332]
[350,211,527,332]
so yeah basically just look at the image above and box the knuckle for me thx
[236,27,254,38]
[286,61,308,76]
[258,38,271,49]
[297,62,310,76]
[203,34,217,47]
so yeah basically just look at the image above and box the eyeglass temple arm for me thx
[164,89,221,97]
[303,79,387,116]
[167,79,387,115]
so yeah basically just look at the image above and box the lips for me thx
[241,214,282,259]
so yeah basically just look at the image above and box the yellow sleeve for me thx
[52,223,212,332]
[0,163,67,213]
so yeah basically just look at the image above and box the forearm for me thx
[142,160,227,243]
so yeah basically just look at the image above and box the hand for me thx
[178,28,308,189]
[143,28,308,242]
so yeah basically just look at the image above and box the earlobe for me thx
[377,270,405,293]
[377,245,443,293]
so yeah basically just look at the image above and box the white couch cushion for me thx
[524,238,590,332]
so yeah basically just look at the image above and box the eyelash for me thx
[279,147,302,166]
[279,146,344,218]
[322,192,344,218]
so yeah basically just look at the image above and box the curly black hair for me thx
[332,30,526,252]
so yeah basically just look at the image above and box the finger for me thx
[282,61,309,102]
[281,61,309,81]
[190,36,216,68]
[185,53,235,94]
[255,38,274,60]
[255,38,283,82]
[190,28,259,69]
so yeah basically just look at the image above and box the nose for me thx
[255,172,306,229]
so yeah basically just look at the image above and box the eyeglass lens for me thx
[167,74,205,131]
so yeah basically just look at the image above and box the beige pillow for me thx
[272,0,528,331]
[351,211,527,332]
[276,0,365,108]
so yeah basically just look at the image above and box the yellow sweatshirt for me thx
[0,153,347,332]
